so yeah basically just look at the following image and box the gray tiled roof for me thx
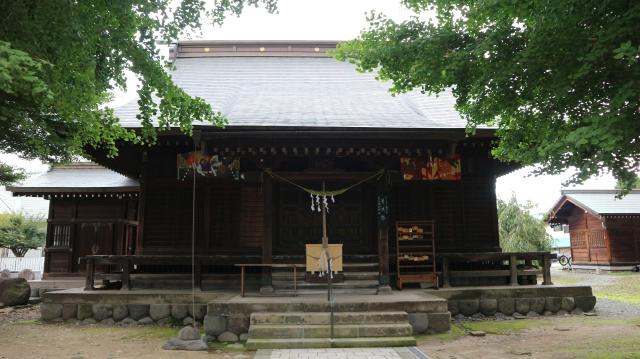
[7,163,139,194]
[561,189,640,215]
[114,56,472,129]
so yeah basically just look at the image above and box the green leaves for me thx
[0,214,46,257]
[336,0,640,191]
[498,196,553,252]
[0,0,276,173]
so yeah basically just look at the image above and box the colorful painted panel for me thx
[400,155,461,180]
[177,151,241,180]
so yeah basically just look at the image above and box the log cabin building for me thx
[548,189,640,269]
[9,40,540,292]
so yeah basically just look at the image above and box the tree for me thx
[497,196,553,252]
[616,175,640,189]
[335,0,640,192]
[0,0,277,185]
[0,214,46,257]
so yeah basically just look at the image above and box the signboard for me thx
[177,151,241,180]
[400,155,461,181]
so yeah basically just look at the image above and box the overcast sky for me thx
[0,0,617,217]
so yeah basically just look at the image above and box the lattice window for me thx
[588,230,606,248]
[570,232,587,248]
[50,224,71,248]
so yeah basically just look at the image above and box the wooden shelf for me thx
[396,220,437,290]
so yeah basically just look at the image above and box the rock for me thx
[171,304,189,320]
[226,316,250,334]
[77,304,93,320]
[138,316,154,325]
[41,303,63,321]
[18,269,35,281]
[0,269,10,278]
[480,299,498,316]
[513,312,527,320]
[526,311,539,318]
[30,287,39,297]
[128,304,149,320]
[178,326,201,340]
[162,338,208,351]
[557,310,569,316]
[62,303,77,320]
[408,313,429,334]
[226,343,244,350]
[561,297,575,312]
[217,331,239,342]
[514,298,530,315]
[0,278,30,306]
[529,297,545,314]
[454,313,466,321]
[119,317,136,326]
[204,314,227,336]
[92,304,113,321]
[112,305,128,321]
[82,318,97,325]
[498,298,515,315]
[574,296,596,312]
[183,317,195,326]
[458,299,480,316]
[239,333,249,342]
[545,297,562,312]
[494,312,512,321]
[471,312,485,320]
[571,308,583,315]
[543,311,554,317]
[188,304,206,320]
[100,318,115,326]
[202,334,216,342]
[427,312,451,333]
[469,330,486,337]
[149,304,171,321]
[584,312,598,317]
[448,300,460,316]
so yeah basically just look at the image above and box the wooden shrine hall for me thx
[9,40,556,294]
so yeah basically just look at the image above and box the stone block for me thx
[41,303,63,321]
[179,326,201,340]
[458,299,480,316]
[427,312,450,333]
[120,317,136,326]
[239,333,249,342]
[112,305,128,322]
[226,315,250,334]
[515,298,530,315]
[188,304,206,320]
[204,314,226,336]
[171,304,189,320]
[61,303,77,320]
[480,299,498,316]
[138,316,154,325]
[77,304,93,320]
[128,304,149,320]
[447,300,460,316]
[408,312,429,334]
[529,297,545,314]
[149,304,171,321]
[498,298,515,315]
[183,316,194,326]
[561,297,575,311]
[82,318,96,325]
[545,297,562,312]
[100,318,115,326]
[218,331,239,342]
[92,304,113,321]
[162,338,207,351]
[574,296,596,312]
[0,278,30,306]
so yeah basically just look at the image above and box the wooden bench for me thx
[438,252,556,288]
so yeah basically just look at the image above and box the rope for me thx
[264,169,384,196]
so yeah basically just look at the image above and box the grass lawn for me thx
[593,275,640,305]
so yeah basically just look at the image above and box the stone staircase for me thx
[245,311,416,349]
[272,262,380,295]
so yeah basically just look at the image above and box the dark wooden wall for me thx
[44,197,138,276]
[605,216,640,265]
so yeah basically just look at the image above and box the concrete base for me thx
[571,264,639,272]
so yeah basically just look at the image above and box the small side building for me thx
[547,189,640,269]
[7,163,139,278]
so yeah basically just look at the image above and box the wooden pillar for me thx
[260,173,274,294]
[376,177,392,294]
[442,256,451,288]
[84,258,95,291]
[509,254,518,286]
[135,151,148,254]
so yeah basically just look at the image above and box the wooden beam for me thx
[261,174,274,294]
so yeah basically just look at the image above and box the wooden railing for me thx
[438,251,556,288]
